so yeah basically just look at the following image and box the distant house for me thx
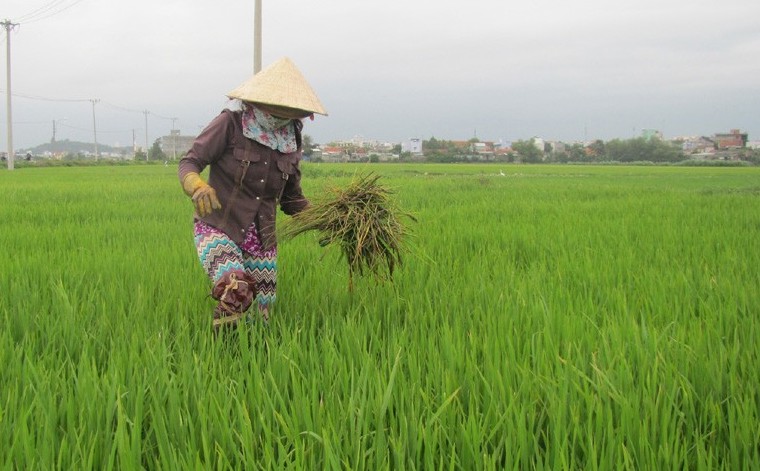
[713,129,748,149]
[401,138,422,154]
[494,147,513,159]
[532,137,546,153]
[472,141,495,160]
[159,130,196,158]
[680,136,715,154]
[320,146,346,162]
[544,141,564,153]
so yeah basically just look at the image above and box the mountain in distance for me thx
[19,139,133,156]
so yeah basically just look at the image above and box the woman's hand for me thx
[182,173,222,216]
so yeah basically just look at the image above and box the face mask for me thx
[241,104,298,153]
[245,104,292,130]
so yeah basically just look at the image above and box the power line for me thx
[59,122,136,135]
[16,0,68,22]
[17,0,88,25]
[101,100,144,114]
[101,101,175,123]
[150,111,175,121]
[3,93,176,122]
[0,89,90,102]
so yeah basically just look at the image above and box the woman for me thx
[178,57,326,332]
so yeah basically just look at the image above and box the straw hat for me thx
[227,57,327,116]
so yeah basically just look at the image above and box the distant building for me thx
[713,129,748,149]
[401,138,422,154]
[680,136,715,154]
[159,130,196,159]
[495,139,512,150]
[472,141,495,160]
[533,137,545,152]
[547,141,566,154]
[320,146,346,162]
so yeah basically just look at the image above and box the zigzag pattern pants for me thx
[194,220,277,312]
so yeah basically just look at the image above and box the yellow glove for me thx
[182,173,221,217]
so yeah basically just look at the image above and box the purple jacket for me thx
[178,109,309,249]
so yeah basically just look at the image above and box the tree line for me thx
[420,136,759,164]
[511,137,685,163]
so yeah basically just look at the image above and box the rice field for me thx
[1,163,758,469]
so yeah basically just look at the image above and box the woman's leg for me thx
[242,251,277,322]
[194,221,256,330]
[240,226,278,323]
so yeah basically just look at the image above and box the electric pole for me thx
[143,110,149,160]
[52,118,66,143]
[2,19,18,170]
[90,99,100,160]
[132,129,137,158]
[254,0,262,73]
[171,117,178,160]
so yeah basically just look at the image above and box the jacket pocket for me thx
[275,154,298,174]
[274,155,299,200]
[233,147,260,164]
[232,147,259,186]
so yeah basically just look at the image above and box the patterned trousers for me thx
[194,220,277,313]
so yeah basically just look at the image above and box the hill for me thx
[19,139,133,157]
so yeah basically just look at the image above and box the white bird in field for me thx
[499,169,505,176]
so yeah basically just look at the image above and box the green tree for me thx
[586,140,606,161]
[567,143,586,162]
[511,139,543,163]
[423,137,443,152]
[738,149,760,164]
[148,139,166,161]
[606,137,684,162]
[302,134,314,157]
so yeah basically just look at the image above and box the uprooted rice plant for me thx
[280,173,415,290]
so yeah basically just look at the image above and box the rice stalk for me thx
[280,173,416,290]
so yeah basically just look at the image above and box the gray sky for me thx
[2,0,759,150]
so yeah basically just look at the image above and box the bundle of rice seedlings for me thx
[280,173,415,291]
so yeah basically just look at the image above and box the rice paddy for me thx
[1,163,759,469]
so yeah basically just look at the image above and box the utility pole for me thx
[52,118,66,143]
[2,19,18,171]
[143,110,149,160]
[254,0,262,73]
[170,117,178,160]
[132,129,136,158]
[90,99,100,160]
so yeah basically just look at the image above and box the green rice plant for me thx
[1,163,759,469]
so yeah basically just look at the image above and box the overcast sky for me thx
[2,0,759,150]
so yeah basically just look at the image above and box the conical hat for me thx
[227,57,327,116]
